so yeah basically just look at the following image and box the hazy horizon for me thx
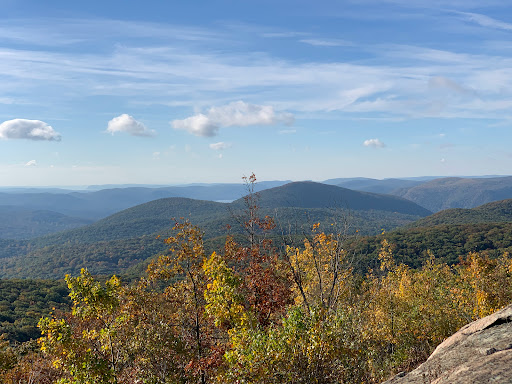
[0,174,511,189]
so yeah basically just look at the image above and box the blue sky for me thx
[1,0,512,186]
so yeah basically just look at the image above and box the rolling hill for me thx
[323,178,424,194]
[0,206,93,239]
[0,181,291,222]
[31,197,229,246]
[0,182,432,279]
[236,181,432,216]
[408,199,512,228]
[391,176,512,212]
[343,222,512,272]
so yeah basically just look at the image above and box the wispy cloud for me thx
[2,17,512,123]
[262,31,308,38]
[459,12,512,31]
[0,18,222,47]
[209,142,232,150]
[25,160,37,166]
[300,38,352,47]
[428,76,475,95]
[279,129,297,134]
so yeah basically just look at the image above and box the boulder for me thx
[382,305,512,383]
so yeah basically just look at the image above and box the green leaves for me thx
[66,269,121,320]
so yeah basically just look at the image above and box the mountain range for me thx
[3,176,512,279]
[0,181,431,279]
[391,176,512,212]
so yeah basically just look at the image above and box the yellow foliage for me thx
[203,251,254,329]
[286,231,352,312]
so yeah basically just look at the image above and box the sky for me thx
[1,0,512,186]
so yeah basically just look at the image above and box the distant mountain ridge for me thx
[0,181,292,221]
[392,176,512,212]
[237,181,432,216]
[322,177,424,194]
[30,181,431,246]
[0,181,431,278]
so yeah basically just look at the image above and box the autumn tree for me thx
[145,220,222,383]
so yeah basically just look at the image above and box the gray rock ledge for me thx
[382,304,512,384]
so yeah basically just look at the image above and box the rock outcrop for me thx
[382,305,512,383]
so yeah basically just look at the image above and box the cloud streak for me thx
[209,142,231,150]
[459,12,512,31]
[2,16,512,123]
[299,38,352,47]
[0,119,61,141]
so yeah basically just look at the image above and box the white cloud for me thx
[172,114,219,137]
[25,160,37,166]
[0,119,61,141]
[363,138,386,148]
[152,151,160,160]
[460,12,512,31]
[299,38,352,47]
[209,142,232,150]
[279,129,297,134]
[106,114,155,137]
[172,101,294,137]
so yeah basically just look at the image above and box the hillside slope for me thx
[335,178,423,194]
[392,176,512,212]
[0,206,93,239]
[31,198,229,246]
[0,181,291,222]
[409,199,512,228]
[0,182,431,279]
[235,181,431,216]
[344,222,512,271]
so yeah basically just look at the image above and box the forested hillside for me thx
[0,181,290,222]
[408,198,512,228]
[0,279,69,343]
[0,206,93,239]
[392,176,512,212]
[240,181,431,216]
[3,216,512,383]
[331,178,423,194]
[0,182,430,279]
[344,222,512,271]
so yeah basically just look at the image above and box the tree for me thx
[146,220,220,384]
[38,270,129,383]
